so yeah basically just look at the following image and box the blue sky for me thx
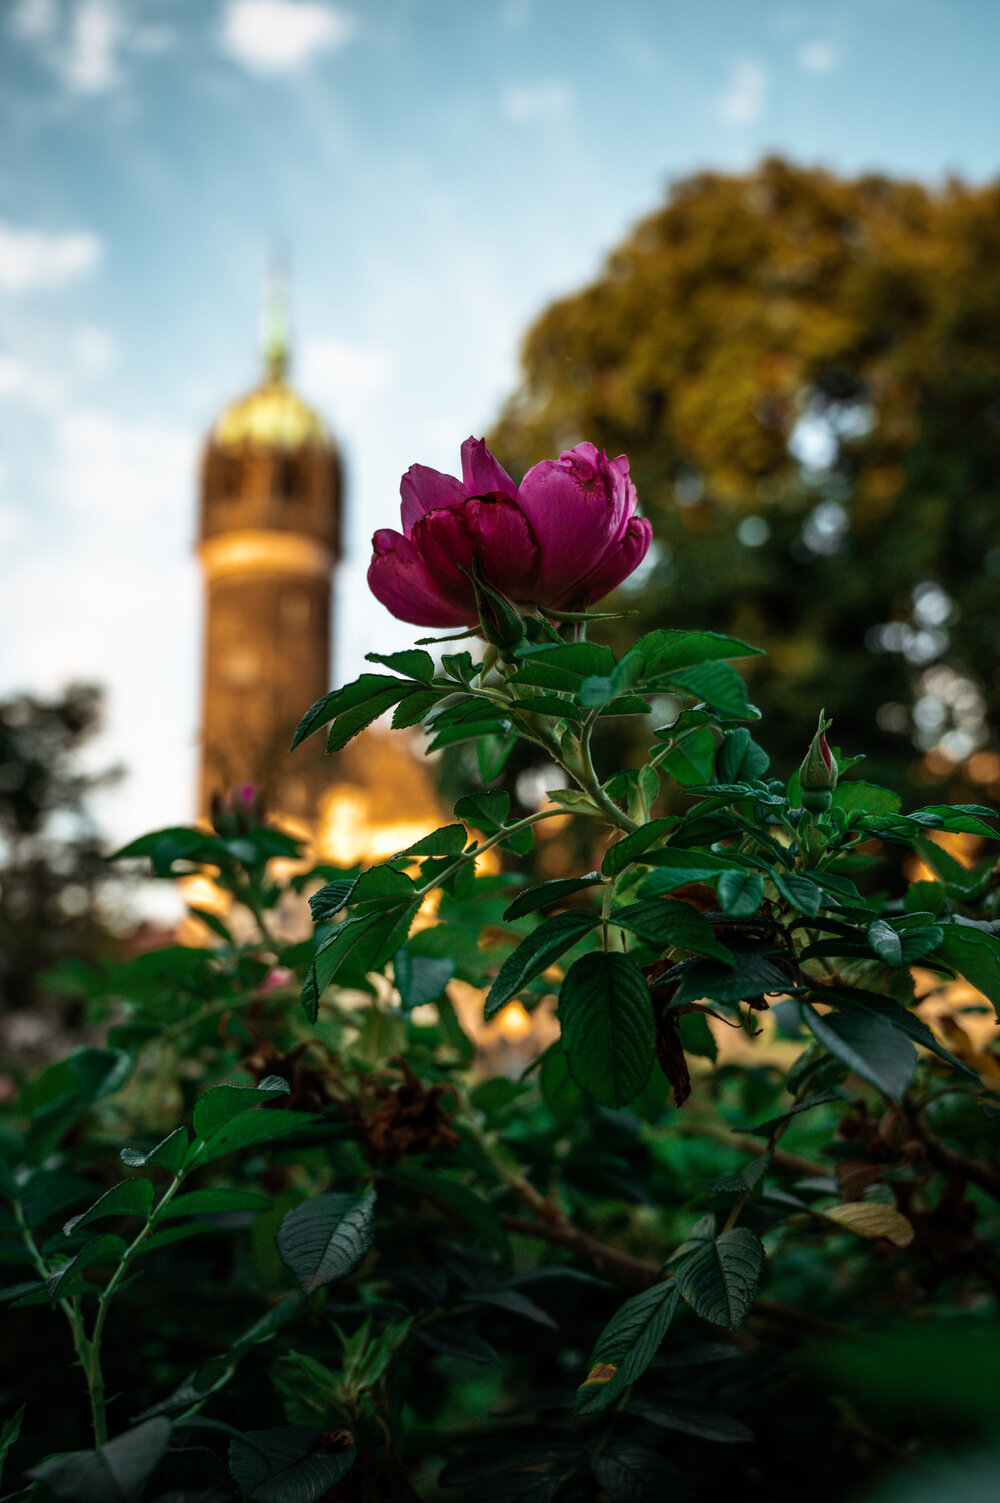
[1,0,997,862]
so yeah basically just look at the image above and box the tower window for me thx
[275,459,300,500]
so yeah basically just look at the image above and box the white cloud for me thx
[0,355,63,410]
[299,337,392,428]
[73,325,117,377]
[501,79,573,124]
[716,59,768,125]
[0,221,103,292]
[61,0,121,92]
[0,504,25,549]
[221,0,355,74]
[796,39,840,73]
[9,0,58,40]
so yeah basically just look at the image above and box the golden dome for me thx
[212,375,328,452]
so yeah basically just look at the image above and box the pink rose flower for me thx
[367,437,652,628]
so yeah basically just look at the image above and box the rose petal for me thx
[558,515,653,609]
[367,528,473,627]
[516,443,632,603]
[399,463,468,536]
[460,436,518,500]
[463,495,542,598]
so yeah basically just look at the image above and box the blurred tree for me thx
[0,684,122,1019]
[490,157,1000,799]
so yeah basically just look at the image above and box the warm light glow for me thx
[493,1000,533,1041]
[905,829,983,882]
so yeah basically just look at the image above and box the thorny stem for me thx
[85,1167,188,1445]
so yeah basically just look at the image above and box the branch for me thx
[904,1103,1000,1205]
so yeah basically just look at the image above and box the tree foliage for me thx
[490,157,1000,797]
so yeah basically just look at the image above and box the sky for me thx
[1,0,998,866]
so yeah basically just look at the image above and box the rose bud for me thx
[798,711,838,812]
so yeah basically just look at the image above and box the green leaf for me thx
[395,823,467,857]
[832,782,902,816]
[934,925,1000,1018]
[276,1187,376,1294]
[602,818,678,877]
[307,877,357,922]
[503,871,603,920]
[301,913,382,1022]
[868,919,904,967]
[393,950,454,1010]
[701,1148,773,1196]
[547,787,604,817]
[193,1076,292,1140]
[576,1282,679,1415]
[63,1179,154,1236]
[484,910,600,1020]
[673,1217,764,1329]
[611,899,733,964]
[47,1234,127,1304]
[157,1188,272,1220]
[906,804,998,837]
[717,727,770,783]
[628,1397,753,1443]
[770,870,823,917]
[477,729,519,780]
[635,628,763,674]
[803,1007,917,1100]
[718,870,765,917]
[120,1127,188,1172]
[391,688,442,728]
[671,951,791,1007]
[0,1404,24,1488]
[229,1427,356,1502]
[365,648,434,680]
[291,674,405,751]
[28,1417,172,1502]
[511,694,583,721]
[390,1166,506,1252]
[642,848,749,888]
[559,952,656,1108]
[656,725,716,786]
[454,790,511,830]
[193,1110,316,1168]
[591,1443,695,1503]
[666,660,755,718]
[519,640,616,676]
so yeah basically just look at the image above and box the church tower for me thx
[197,275,342,824]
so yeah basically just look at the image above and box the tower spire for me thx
[261,253,291,382]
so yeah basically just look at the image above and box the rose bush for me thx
[2,440,1000,1501]
[367,437,652,627]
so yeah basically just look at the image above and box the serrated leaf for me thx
[602,818,678,877]
[120,1127,189,1172]
[157,1188,272,1220]
[591,1442,693,1503]
[393,950,455,1010]
[611,898,733,964]
[276,1187,376,1294]
[803,1007,917,1101]
[503,872,603,921]
[300,913,383,1022]
[771,870,823,917]
[484,910,600,1020]
[46,1234,127,1304]
[28,1417,172,1502]
[63,1179,154,1236]
[193,1077,291,1140]
[667,660,755,718]
[673,1220,764,1330]
[193,1109,316,1168]
[717,727,770,783]
[229,1426,355,1502]
[671,950,791,1007]
[629,1397,753,1442]
[547,787,604,817]
[934,925,1000,1018]
[364,648,434,680]
[832,782,902,816]
[822,1202,914,1246]
[291,674,404,751]
[559,952,655,1108]
[635,628,763,674]
[396,824,467,857]
[454,790,511,829]
[656,725,716,786]
[307,877,357,922]
[718,870,765,917]
[576,1283,679,1414]
[416,1322,500,1364]
[868,919,904,967]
